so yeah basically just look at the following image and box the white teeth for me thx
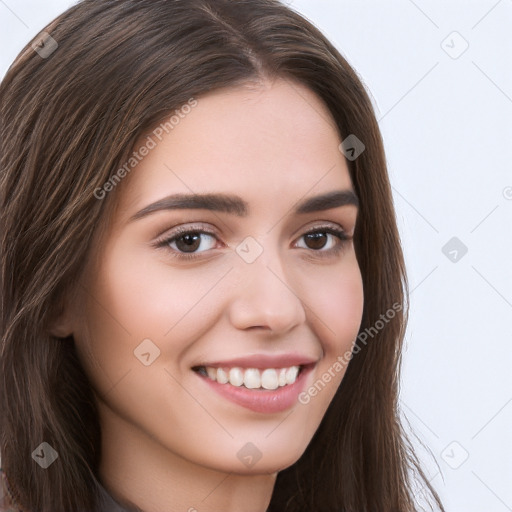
[228,367,244,387]
[244,368,261,389]
[216,368,228,384]
[285,366,299,384]
[261,369,279,390]
[198,365,301,389]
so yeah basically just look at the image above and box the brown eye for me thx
[160,230,218,255]
[175,233,202,253]
[303,232,328,250]
[296,227,348,253]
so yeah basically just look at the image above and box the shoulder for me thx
[0,468,24,512]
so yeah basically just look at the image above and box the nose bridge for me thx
[227,234,306,333]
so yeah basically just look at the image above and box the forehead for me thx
[114,78,353,223]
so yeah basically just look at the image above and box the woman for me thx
[0,0,444,511]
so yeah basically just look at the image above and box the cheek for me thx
[72,242,163,392]
[75,242,233,387]
[320,273,363,343]
[296,252,363,398]
[88,241,218,336]
[302,252,364,355]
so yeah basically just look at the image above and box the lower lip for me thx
[194,364,314,414]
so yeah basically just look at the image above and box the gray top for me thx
[95,478,143,512]
[0,466,142,512]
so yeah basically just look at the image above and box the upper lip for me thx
[193,353,318,369]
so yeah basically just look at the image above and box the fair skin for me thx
[53,77,364,512]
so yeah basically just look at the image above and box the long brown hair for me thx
[0,1,444,511]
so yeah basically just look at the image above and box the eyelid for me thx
[293,219,352,238]
[153,221,349,244]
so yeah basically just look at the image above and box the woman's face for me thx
[63,78,364,477]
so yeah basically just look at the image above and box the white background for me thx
[1,1,511,510]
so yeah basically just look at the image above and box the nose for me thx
[227,247,307,336]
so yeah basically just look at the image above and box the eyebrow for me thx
[129,189,359,222]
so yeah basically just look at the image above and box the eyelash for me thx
[153,224,351,261]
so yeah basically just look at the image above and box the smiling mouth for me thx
[192,364,308,390]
